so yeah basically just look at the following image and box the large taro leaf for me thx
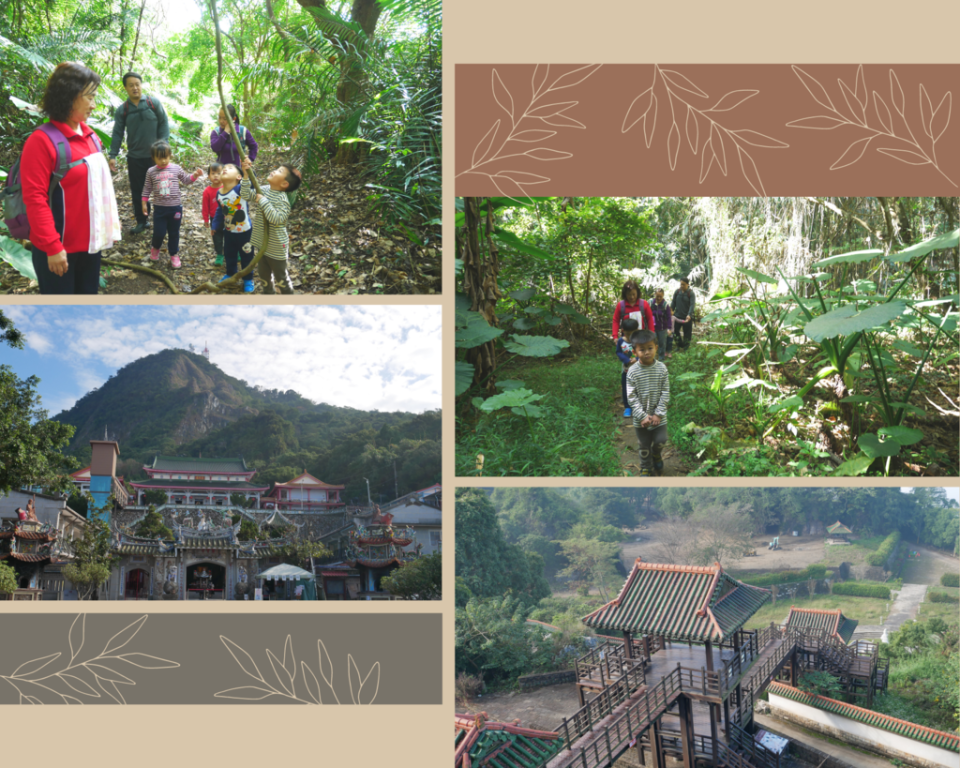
[503,335,570,357]
[736,267,778,284]
[456,310,503,348]
[512,317,537,330]
[888,228,959,263]
[508,288,537,301]
[496,379,525,390]
[553,305,591,324]
[455,362,475,396]
[858,433,901,458]
[832,454,874,476]
[479,388,544,413]
[0,235,37,280]
[803,300,906,342]
[455,292,471,319]
[813,248,883,267]
[878,425,923,445]
[511,405,545,418]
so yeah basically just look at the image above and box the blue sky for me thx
[1,305,441,416]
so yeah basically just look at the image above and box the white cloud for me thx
[15,306,441,413]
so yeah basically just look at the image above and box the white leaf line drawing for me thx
[456,64,603,200]
[786,64,957,186]
[215,635,380,704]
[622,65,788,196]
[0,615,179,705]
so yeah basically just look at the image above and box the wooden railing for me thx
[560,666,684,768]
[728,721,781,768]
[575,640,645,685]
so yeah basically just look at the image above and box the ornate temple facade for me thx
[127,456,268,507]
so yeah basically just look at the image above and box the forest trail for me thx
[0,150,440,296]
[613,403,687,477]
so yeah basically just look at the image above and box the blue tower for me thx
[89,440,120,522]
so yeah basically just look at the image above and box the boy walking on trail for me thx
[616,317,640,418]
[239,158,301,295]
[626,329,670,477]
[671,278,695,350]
[108,72,170,234]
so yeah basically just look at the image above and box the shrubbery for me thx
[831,581,891,599]
[940,572,959,588]
[743,563,830,587]
[867,531,901,567]
[927,589,960,604]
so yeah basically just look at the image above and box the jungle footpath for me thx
[0,149,440,296]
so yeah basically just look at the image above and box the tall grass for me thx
[456,353,622,477]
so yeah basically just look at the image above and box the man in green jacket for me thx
[108,72,170,234]
[671,278,696,349]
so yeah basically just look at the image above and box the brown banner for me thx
[455,64,960,196]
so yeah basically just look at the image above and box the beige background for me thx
[4,0,960,763]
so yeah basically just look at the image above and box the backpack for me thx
[122,95,159,120]
[2,123,103,240]
[617,299,650,331]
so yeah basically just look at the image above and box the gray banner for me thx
[0,613,441,705]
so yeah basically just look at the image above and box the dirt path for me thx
[882,583,928,634]
[900,543,960,585]
[0,150,440,296]
[461,684,582,732]
[613,401,687,477]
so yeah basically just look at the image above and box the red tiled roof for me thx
[582,558,770,642]
[5,553,51,563]
[455,713,562,768]
[769,683,959,751]
[10,530,57,541]
[783,606,858,644]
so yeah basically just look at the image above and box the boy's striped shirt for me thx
[240,179,291,260]
[626,360,669,427]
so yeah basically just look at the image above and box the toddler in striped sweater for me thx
[141,140,203,268]
[240,157,301,294]
[625,329,670,477]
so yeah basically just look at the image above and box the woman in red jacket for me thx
[21,62,119,293]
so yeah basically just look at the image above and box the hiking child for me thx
[210,104,258,167]
[202,162,224,266]
[626,329,670,477]
[616,317,640,418]
[611,279,655,343]
[671,277,696,350]
[108,72,170,234]
[212,162,254,292]
[141,141,203,269]
[239,157,301,295]
[650,288,673,362]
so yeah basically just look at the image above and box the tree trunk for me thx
[129,0,148,68]
[462,198,500,392]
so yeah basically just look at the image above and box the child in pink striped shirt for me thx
[141,140,203,268]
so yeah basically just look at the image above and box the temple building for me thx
[783,606,859,644]
[0,490,86,600]
[263,472,345,512]
[128,456,268,507]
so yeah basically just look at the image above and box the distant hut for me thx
[825,520,853,544]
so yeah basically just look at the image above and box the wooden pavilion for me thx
[825,520,853,543]
[783,606,858,645]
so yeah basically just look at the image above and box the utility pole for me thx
[363,478,372,506]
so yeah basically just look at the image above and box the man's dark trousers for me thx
[127,155,153,225]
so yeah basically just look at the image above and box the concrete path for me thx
[852,583,928,639]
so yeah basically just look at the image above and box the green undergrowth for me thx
[456,353,621,476]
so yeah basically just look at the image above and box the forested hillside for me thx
[56,348,441,503]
